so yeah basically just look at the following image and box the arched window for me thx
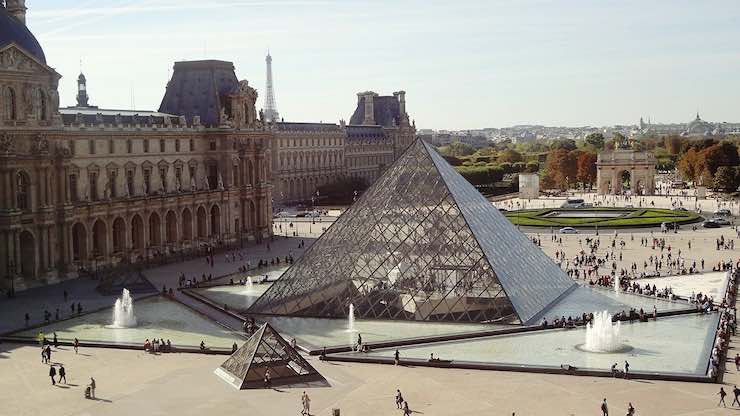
[16,171,29,210]
[3,87,16,120]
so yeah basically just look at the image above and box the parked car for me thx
[711,217,730,225]
[702,220,721,228]
[559,227,578,234]
[561,198,585,209]
[714,209,731,217]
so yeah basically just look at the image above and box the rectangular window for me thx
[89,172,98,201]
[109,139,114,154]
[69,174,78,202]
[126,170,134,196]
[143,139,149,153]
[109,170,117,198]
[69,140,76,155]
[143,170,151,193]
[159,139,165,153]
[175,139,180,152]
[209,140,216,151]
[89,139,95,154]
[189,139,194,151]
[127,139,132,153]
[159,167,167,193]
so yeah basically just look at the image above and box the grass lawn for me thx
[504,207,702,228]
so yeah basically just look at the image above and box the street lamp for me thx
[6,260,16,298]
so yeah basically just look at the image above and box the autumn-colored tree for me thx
[701,142,740,177]
[677,148,701,182]
[584,133,605,150]
[545,148,577,190]
[576,152,598,188]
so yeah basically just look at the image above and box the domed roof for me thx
[0,6,46,64]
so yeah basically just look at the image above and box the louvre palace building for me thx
[0,1,414,292]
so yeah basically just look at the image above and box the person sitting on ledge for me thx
[200,341,206,351]
[232,342,238,353]
[144,339,151,352]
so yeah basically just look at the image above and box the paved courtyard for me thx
[2,193,740,415]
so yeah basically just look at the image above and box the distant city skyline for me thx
[28,0,740,130]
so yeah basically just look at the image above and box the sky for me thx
[24,0,740,130]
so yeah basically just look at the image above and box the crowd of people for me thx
[144,338,173,353]
[708,266,738,379]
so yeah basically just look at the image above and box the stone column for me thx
[40,226,48,271]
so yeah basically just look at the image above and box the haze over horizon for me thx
[26,0,740,130]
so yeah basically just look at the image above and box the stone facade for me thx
[272,91,416,204]
[0,24,272,291]
[596,150,656,195]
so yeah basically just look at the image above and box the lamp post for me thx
[6,260,16,298]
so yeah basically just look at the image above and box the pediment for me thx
[0,44,59,78]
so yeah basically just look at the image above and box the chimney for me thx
[396,90,406,120]
[358,91,376,125]
[6,0,27,25]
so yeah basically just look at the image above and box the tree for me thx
[497,148,523,164]
[584,133,605,150]
[439,142,475,157]
[677,148,704,183]
[550,139,577,152]
[544,148,576,190]
[713,166,739,192]
[663,136,683,155]
[701,142,740,177]
[576,152,597,188]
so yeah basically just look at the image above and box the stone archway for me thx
[166,210,177,244]
[131,214,144,250]
[19,230,36,280]
[149,212,162,246]
[72,223,87,262]
[210,204,221,236]
[196,206,207,238]
[92,220,107,258]
[182,208,193,241]
[596,150,656,196]
[112,217,126,252]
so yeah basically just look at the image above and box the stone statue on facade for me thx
[114,113,122,125]
[31,134,49,154]
[193,115,201,126]
[95,113,104,124]
[203,176,210,191]
[179,115,187,127]
[190,176,197,192]
[141,180,148,197]
[217,173,224,190]
[163,115,172,127]
[175,177,182,193]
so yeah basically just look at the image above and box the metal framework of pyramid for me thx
[250,139,576,324]
[214,323,325,389]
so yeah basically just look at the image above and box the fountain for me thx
[579,311,631,353]
[347,303,356,332]
[111,288,137,328]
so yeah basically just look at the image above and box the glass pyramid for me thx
[215,323,325,389]
[250,139,576,324]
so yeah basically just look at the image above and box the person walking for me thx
[718,387,727,407]
[394,350,400,366]
[301,391,311,415]
[49,365,57,385]
[403,400,411,416]
[263,369,272,389]
[74,338,79,354]
[89,377,96,399]
[601,398,609,416]
[626,402,635,416]
[395,389,404,409]
[53,332,58,348]
[623,361,630,379]
[733,385,740,407]
[58,365,67,384]
[41,347,47,364]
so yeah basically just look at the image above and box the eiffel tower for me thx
[263,52,279,122]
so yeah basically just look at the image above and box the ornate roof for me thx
[0,5,46,64]
[158,60,240,127]
[349,95,402,127]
